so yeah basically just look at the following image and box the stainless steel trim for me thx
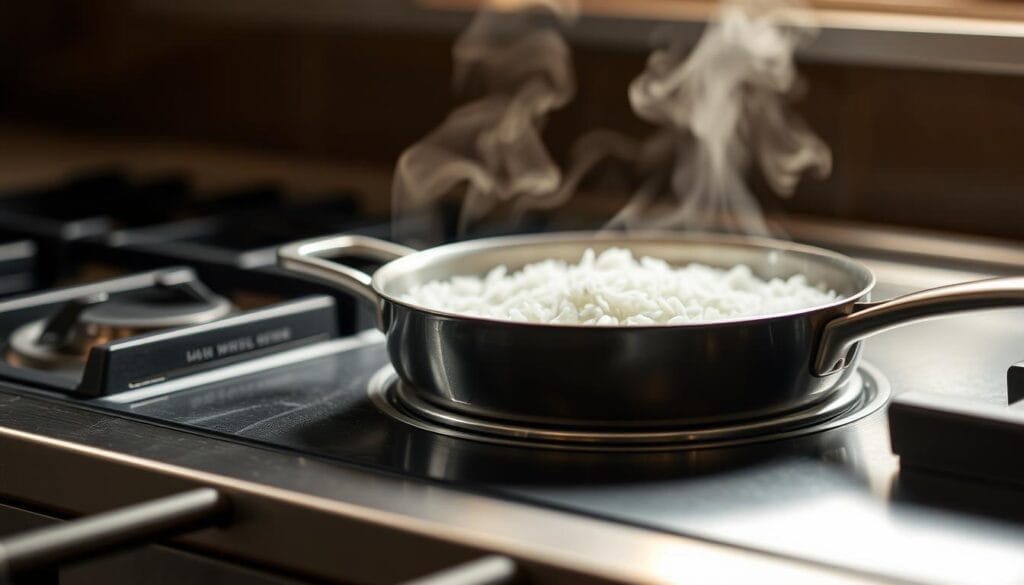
[400,555,519,585]
[371,364,888,450]
[0,392,889,584]
[0,488,229,578]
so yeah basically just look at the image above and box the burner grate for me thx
[369,363,891,452]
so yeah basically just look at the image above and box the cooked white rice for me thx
[403,247,838,325]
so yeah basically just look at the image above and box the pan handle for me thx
[277,234,416,308]
[814,276,1024,376]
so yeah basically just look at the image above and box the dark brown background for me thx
[1,1,1022,239]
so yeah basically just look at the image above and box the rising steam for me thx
[607,0,832,234]
[391,0,578,244]
[391,0,831,241]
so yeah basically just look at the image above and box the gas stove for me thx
[0,173,1023,584]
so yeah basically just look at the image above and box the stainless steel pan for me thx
[278,232,1024,428]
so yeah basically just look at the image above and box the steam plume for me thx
[391,0,830,241]
[607,0,832,234]
[391,0,578,244]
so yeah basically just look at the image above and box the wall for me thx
[1,1,1022,239]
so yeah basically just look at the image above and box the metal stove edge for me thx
[0,390,881,585]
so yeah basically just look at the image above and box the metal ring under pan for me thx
[368,362,891,452]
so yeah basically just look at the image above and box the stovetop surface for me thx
[11,276,1005,584]
[1,252,1023,583]
[1,166,1021,582]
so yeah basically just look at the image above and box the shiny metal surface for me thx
[279,231,1024,428]
[6,319,85,373]
[0,487,229,578]
[814,276,1024,374]
[0,393,876,585]
[400,556,519,585]
[280,231,874,426]
[0,502,311,585]
[75,292,233,330]
[370,363,889,450]
[278,234,415,308]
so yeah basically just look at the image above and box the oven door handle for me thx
[0,487,230,583]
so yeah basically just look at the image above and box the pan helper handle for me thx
[814,276,1024,376]
[278,234,415,307]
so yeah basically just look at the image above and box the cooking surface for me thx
[22,275,1007,583]
[513,303,1024,585]
[514,282,1024,585]
[0,202,1020,584]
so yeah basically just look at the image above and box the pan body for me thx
[373,232,874,427]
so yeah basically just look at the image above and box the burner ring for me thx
[5,284,234,373]
[6,320,85,373]
[369,363,891,452]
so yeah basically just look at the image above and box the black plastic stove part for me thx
[103,197,371,270]
[0,171,131,224]
[78,294,337,397]
[0,168,362,288]
[895,466,1024,525]
[0,172,286,233]
[1007,361,1024,404]
[889,389,1024,488]
[0,172,122,285]
[0,171,188,285]
[0,241,37,298]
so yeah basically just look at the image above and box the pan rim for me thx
[372,230,876,329]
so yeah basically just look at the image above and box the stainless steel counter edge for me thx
[0,392,887,584]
